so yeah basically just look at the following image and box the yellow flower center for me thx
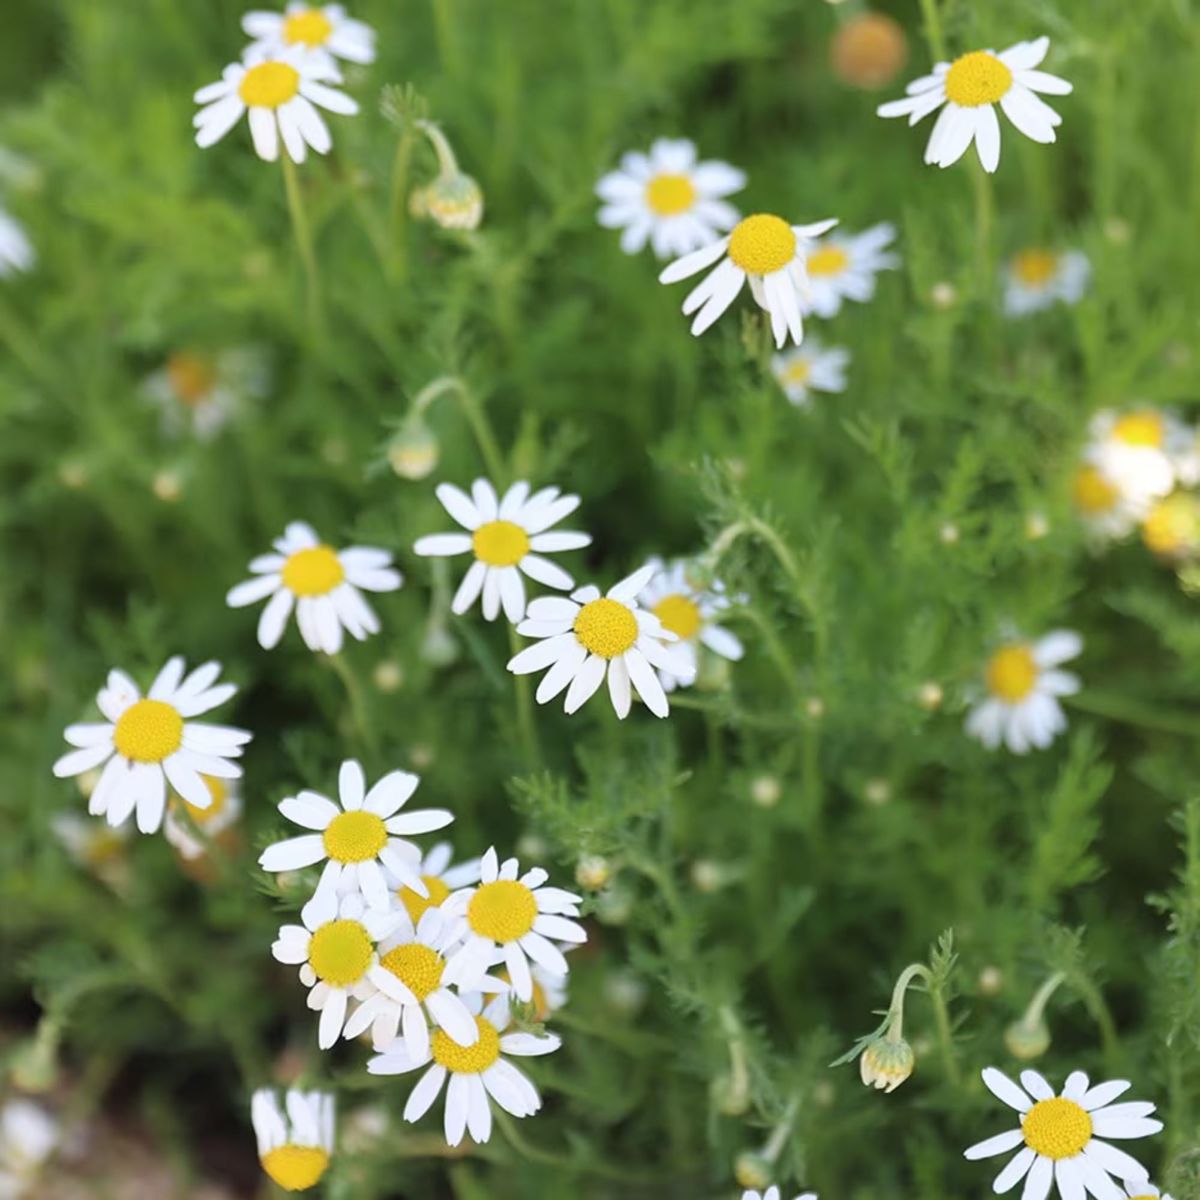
[282,545,345,597]
[322,810,388,863]
[176,775,229,824]
[943,50,1013,107]
[166,352,216,407]
[283,8,334,48]
[1143,493,1200,557]
[1021,1097,1093,1160]
[653,593,703,640]
[467,880,538,943]
[806,245,849,277]
[644,173,696,217]
[985,644,1039,703]
[783,357,812,386]
[728,214,797,276]
[574,597,639,658]
[398,874,451,924]
[261,1144,331,1192]
[496,969,553,1023]
[1113,411,1165,448]
[1072,465,1118,515]
[379,942,444,1001]
[113,699,184,763]
[307,918,373,986]
[1012,250,1059,288]
[472,519,531,567]
[238,61,302,109]
[431,1015,501,1074]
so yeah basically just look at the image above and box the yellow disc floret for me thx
[574,598,639,658]
[177,775,228,823]
[728,214,797,277]
[644,173,697,217]
[282,545,345,597]
[1021,1097,1093,1160]
[166,352,216,406]
[322,810,388,863]
[261,1144,331,1192]
[238,61,302,109]
[943,50,1013,107]
[985,644,1039,703]
[1112,411,1165,448]
[398,874,451,924]
[1012,250,1059,288]
[653,593,703,641]
[307,919,373,986]
[806,245,849,278]
[432,1015,501,1074]
[467,880,538,943]
[1143,492,1200,558]
[379,943,445,1001]
[472,520,531,567]
[1072,465,1118,515]
[114,699,184,763]
[283,8,334,48]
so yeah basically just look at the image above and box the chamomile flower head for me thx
[367,991,561,1147]
[1123,1180,1172,1200]
[52,812,132,876]
[770,340,850,408]
[595,138,745,259]
[385,841,482,929]
[242,5,377,70]
[0,207,34,277]
[1003,249,1090,316]
[259,760,453,909]
[659,214,839,348]
[193,47,358,164]
[143,347,268,441]
[52,658,250,834]
[413,479,591,624]
[638,558,744,691]
[163,774,242,861]
[226,522,402,654]
[964,1067,1163,1200]
[506,563,696,718]
[1085,409,1199,506]
[965,630,1082,754]
[440,847,586,1003]
[271,887,406,1048]
[878,36,1072,173]
[1142,491,1200,561]
[251,1088,335,1193]
[1071,463,1149,543]
[800,223,899,318]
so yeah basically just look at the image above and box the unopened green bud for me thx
[1004,1017,1050,1060]
[859,1036,914,1093]
[711,1072,750,1116]
[423,172,484,231]
[735,1152,774,1190]
[388,417,439,480]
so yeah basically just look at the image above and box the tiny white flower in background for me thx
[0,208,34,277]
[385,841,482,928]
[251,1088,335,1194]
[413,479,591,624]
[507,563,695,718]
[52,658,250,834]
[595,137,745,259]
[242,4,376,70]
[0,1098,60,1196]
[964,1067,1163,1200]
[742,1189,818,1200]
[878,36,1072,173]
[1122,1179,1172,1200]
[1071,463,1149,544]
[770,340,850,408]
[52,812,131,873]
[965,630,1081,754]
[226,521,402,654]
[163,775,242,861]
[441,847,585,1003]
[258,760,453,908]
[800,222,899,318]
[193,47,358,163]
[1085,409,1200,506]
[1003,248,1090,316]
[367,991,561,1147]
[142,347,269,441]
[660,213,838,348]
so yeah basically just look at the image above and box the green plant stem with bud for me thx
[329,653,377,753]
[280,153,322,340]
[887,961,960,1085]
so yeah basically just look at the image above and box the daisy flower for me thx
[164,775,241,861]
[258,760,453,909]
[1122,1180,1172,1200]
[242,4,377,70]
[1003,248,1090,316]
[440,847,585,1003]
[251,1088,335,1194]
[193,47,358,164]
[800,222,899,318]
[877,36,1072,172]
[0,207,33,276]
[0,1099,59,1196]
[638,558,744,691]
[507,563,695,718]
[1071,463,1148,543]
[413,479,591,624]
[143,347,268,441]
[659,213,839,348]
[52,812,131,876]
[1085,410,1199,505]
[386,841,482,927]
[770,340,850,408]
[964,1067,1163,1200]
[271,888,407,1049]
[52,658,250,833]
[226,521,402,654]
[1142,491,1200,562]
[743,1190,817,1200]
[367,992,560,1147]
[595,137,744,259]
[965,631,1081,754]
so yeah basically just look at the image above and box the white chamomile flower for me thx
[965,631,1081,754]
[413,479,591,624]
[52,658,250,833]
[226,521,402,654]
[251,1087,335,1194]
[164,775,242,861]
[878,36,1072,173]
[258,760,453,909]
[595,137,744,259]
[242,4,376,70]
[1071,463,1149,543]
[638,558,744,691]
[660,213,839,348]
[441,847,586,1003]
[0,1098,59,1196]
[1085,410,1200,505]
[367,991,561,1147]
[193,47,358,164]
[271,888,407,1049]
[52,812,131,874]
[1123,1180,1172,1200]
[143,347,268,441]
[385,841,482,928]
[507,563,695,718]
[964,1067,1163,1200]
[743,1190,817,1200]
[801,222,899,318]
[770,340,850,408]
[0,207,34,277]
[1003,248,1090,316]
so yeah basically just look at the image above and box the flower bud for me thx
[917,681,944,711]
[711,1072,750,1116]
[372,660,405,693]
[750,774,782,808]
[830,12,908,90]
[388,417,440,480]
[421,624,459,667]
[1004,1017,1050,1060]
[859,1036,914,1093]
[575,855,612,891]
[735,1152,774,1190]
[422,171,484,231]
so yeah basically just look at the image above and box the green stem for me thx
[886,962,959,1083]
[507,625,541,768]
[456,382,507,482]
[1070,971,1122,1070]
[388,124,416,280]
[1021,971,1066,1028]
[1067,690,1200,737]
[280,153,322,337]
[717,1004,751,1115]
[760,1094,800,1164]
[969,161,995,304]
[917,0,947,61]
[330,654,377,752]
